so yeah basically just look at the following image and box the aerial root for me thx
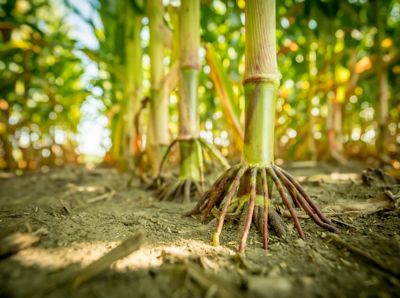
[276,166,338,229]
[155,178,201,203]
[187,164,339,252]
[212,165,247,246]
[268,166,305,239]
[158,136,230,185]
[184,165,241,216]
[273,165,339,233]
[154,136,231,203]
[238,167,257,252]
[197,138,230,170]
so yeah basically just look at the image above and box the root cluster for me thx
[155,178,202,203]
[154,136,230,202]
[187,164,339,252]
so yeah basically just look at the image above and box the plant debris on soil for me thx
[0,164,399,298]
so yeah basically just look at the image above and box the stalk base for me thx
[155,178,202,203]
[186,163,339,252]
[154,136,230,202]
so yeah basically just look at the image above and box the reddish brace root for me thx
[187,164,339,252]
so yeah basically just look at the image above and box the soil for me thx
[0,163,399,298]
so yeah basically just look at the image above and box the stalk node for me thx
[243,74,281,86]
[180,63,201,71]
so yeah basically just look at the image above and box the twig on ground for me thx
[59,185,116,206]
[86,188,116,204]
[59,199,72,214]
[66,184,108,193]
[326,233,399,278]
[71,231,145,289]
[185,263,241,298]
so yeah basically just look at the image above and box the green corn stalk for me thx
[146,0,170,176]
[178,0,201,181]
[242,0,280,166]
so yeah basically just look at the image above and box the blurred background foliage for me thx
[0,0,399,172]
[0,0,89,170]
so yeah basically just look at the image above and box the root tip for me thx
[238,245,245,253]
[212,233,220,247]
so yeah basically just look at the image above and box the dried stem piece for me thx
[71,231,145,289]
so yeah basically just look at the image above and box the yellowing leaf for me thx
[355,56,372,74]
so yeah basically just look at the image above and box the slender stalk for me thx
[306,30,317,160]
[179,140,200,181]
[147,0,169,175]
[374,0,390,156]
[125,6,142,163]
[148,0,164,91]
[178,0,201,181]
[244,0,278,82]
[111,113,123,163]
[326,37,346,164]
[243,0,280,166]
[179,0,200,70]
[179,69,199,138]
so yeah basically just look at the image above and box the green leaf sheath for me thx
[243,82,277,166]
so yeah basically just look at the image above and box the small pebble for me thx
[294,239,307,247]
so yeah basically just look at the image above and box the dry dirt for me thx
[0,164,399,298]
